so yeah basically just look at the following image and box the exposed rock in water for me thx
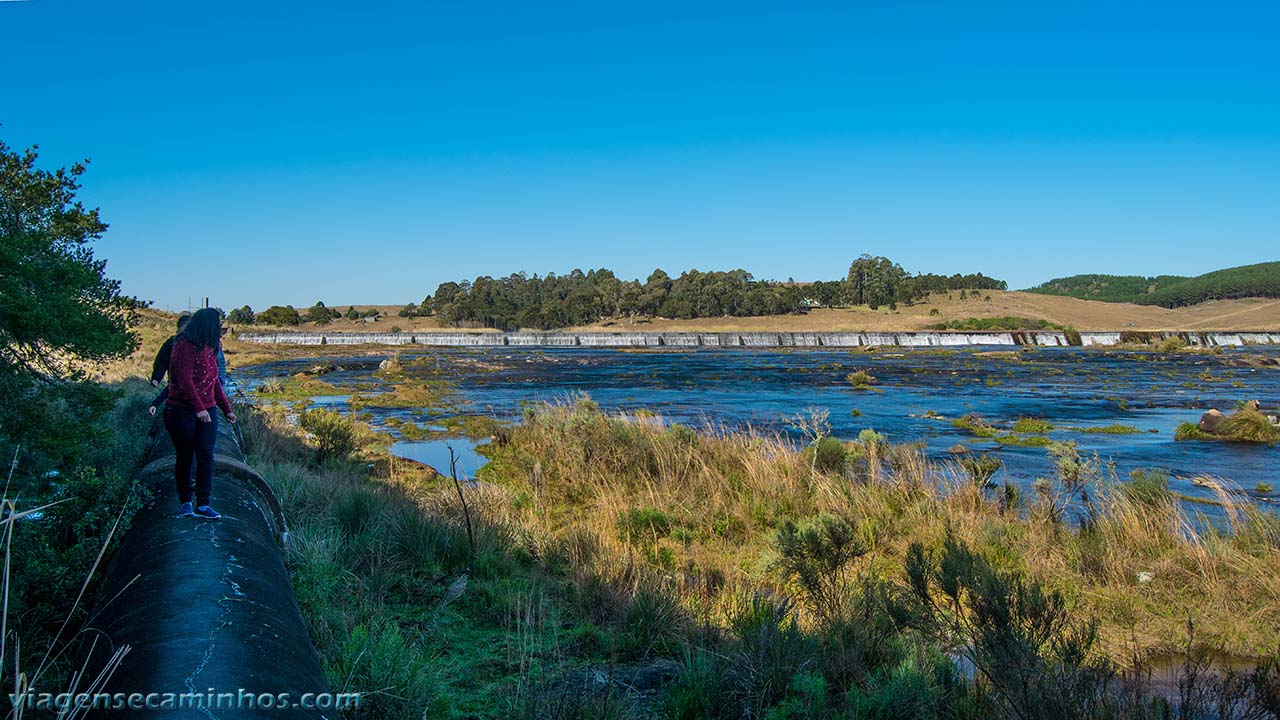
[1199,409,1226,433]
[296,363,337,377]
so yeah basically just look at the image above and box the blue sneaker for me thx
[178,502,194,516]
[193,505,221,520]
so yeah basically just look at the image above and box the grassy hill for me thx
[1024,262,1280,307]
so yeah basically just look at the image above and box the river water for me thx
[236,347,1280,505]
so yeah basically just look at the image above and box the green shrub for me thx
[769,514,866,622]
[624,580,683,654]
[727,594,817,717]
[391,505,469,575]
[299,408,359,462]
[618,507,674,543]
[845,653,968,720]
[901,535,1116,720]
[331,620,448,718]
[846,370,876,389]
[661,649,737,720]
[227,305,255,324]
[257,305,301,325]
[763,672,828,720]
[811,436,848,472]
[330,485,389,542]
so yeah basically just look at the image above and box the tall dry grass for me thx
[484,397,1280,660]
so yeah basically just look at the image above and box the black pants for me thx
[164,404,218,505]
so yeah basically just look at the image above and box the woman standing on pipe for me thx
[164,307,236,519]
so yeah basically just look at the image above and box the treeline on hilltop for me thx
[1024,262,1280,308]
[235,256,1005,330]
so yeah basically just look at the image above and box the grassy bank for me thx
[245,390,1280,719]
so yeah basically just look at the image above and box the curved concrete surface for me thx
[78,413,330,719]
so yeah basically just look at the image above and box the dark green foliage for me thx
[624,580,684,654]
[901,535,1124,720]
[0,140,138,383]
[0,136,145,505]
[227,304,255,324]
[430,268,804,330]
[810,436,849,472]
[257,305,302,325]
[6,386,152,676]
[1142,262,1280,307]
[845,255,1005,310]
[425,258,1004,330]
[305,301,340,324]
[728,595,818,718]
[0,137,147,679]
[844,652,970,720]
[770,514,866,622]
[1024,273,1188,303]
[345,305,360,320]
[1024,262,1280,308]
[661,649,739,720]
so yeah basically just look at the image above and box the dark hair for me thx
[176,312,192,330]
[180,308,222,349]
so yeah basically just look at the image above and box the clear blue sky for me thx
[3,1,1277,310]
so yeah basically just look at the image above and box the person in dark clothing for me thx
[163,308,236,519]
[151,312,192,387]
[147,385,169,416]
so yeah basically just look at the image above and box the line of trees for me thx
[415,269,806,331]
[1023,262,1280,308]
[238,256,1005,330]
[227,302,380,326]
[407,257,1004,330]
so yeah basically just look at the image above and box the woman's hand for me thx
[225,411,237,424]
[148,406,157,417]
[196,409,212,423]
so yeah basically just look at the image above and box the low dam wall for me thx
[238,330,1280,348]
[77,405,330,718]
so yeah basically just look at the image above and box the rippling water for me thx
[236,347,1280,506]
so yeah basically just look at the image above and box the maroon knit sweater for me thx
[167,338,231,415]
